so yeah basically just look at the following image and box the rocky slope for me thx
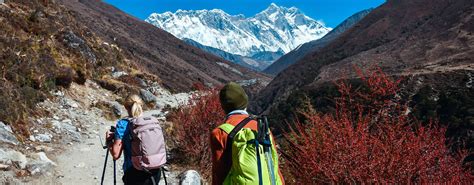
[263,8,373,75]
[146,3,331,57]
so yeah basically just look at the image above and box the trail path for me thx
[53,110,178,185]
[55,121,124,185]
[23,81,185,185]
[30,112,175,185]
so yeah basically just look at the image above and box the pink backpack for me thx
[128,116,167,170]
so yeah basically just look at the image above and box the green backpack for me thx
[218,116,283,185]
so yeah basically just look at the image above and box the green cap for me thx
[219,82,248,114]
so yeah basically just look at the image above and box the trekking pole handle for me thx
[260,115,272,153]
[105,126,116,148]
[263,116,270,135]
[256,118,265,142]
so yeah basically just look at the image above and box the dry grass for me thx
[0,1,136,135]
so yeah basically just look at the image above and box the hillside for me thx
[263,8,372,75]
[251,0,474,148]
[253,0,473,113]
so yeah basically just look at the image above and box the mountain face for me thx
[56,0,270,92]
[183,38,273,71]
[264,9,373,75]
[145,3,331,57]
[251,0,474,138]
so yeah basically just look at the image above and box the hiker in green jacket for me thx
[210,82,284,185]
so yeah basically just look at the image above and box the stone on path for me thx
[0,164,8,170]
[0,148,28,169]
[0,122,19,145]
[27,152,56,175]
[140,89,157,103]
[35,133,52,143]
[179,170,201,185]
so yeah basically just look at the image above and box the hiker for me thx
[106,94,167,185]
[210,82,284,185]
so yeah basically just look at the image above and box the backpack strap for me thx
[227,117,253,142]
[219,117,253,158]
[125,117,134,141]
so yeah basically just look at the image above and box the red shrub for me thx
[169,90,225,179]
[282,68,473,184]
[191,81,207,91]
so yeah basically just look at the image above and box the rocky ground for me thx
[0,79,202,184]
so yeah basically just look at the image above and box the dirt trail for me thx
[55,122,124,185]
[22,81,184,185]
[58,111,177,185]
[31,112,173,185]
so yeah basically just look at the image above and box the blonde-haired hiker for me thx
[106,94,167,185]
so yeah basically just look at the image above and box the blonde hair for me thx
[124,94,144,118]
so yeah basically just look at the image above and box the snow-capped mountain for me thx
[146,3,332,57]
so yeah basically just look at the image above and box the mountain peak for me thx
[263,3,285,14]
[209,9,226,14]
[259,3,305,19]
[268,3,280,9]
[288,7,301,14]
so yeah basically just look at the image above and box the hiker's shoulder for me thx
[115,118,131,128]
[211,122,234,142]
[118,118,130,124]
[226,114,256,124]
[228,114,258,129]
[212,125,227,136]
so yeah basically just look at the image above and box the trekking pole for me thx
[256,117,265,185]
[100,126,116,185]
[101,148,109,185]
[113,160,117,185]
[262,116,277,185]
[162,167,168,185]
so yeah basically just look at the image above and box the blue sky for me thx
[104,0,385,27]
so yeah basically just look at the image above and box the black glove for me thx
[105,126,116,145]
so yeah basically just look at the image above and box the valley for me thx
[1,0,473,184]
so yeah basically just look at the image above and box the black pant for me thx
[123,167,161,185]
